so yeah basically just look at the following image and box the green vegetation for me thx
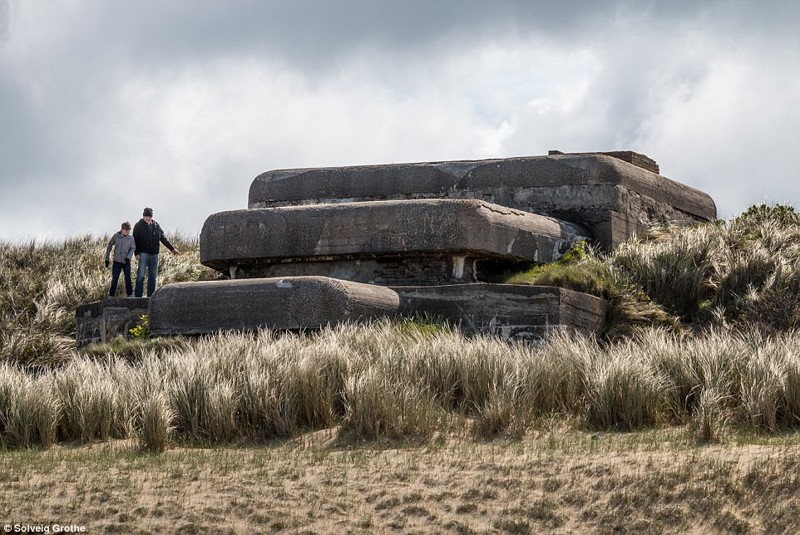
[129,314,149,339]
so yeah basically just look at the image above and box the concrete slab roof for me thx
[248,152,716,221]
[200,198,587,272]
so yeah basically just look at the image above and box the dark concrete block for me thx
[224,255,532,286]
[200,199,588,278]
[148,276,401,336]
[75,298,149,347]
[393,284,607,339]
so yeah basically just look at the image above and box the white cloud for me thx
[640,39,800,218]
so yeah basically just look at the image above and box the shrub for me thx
[733,203,800,227]
[129,315,149,339]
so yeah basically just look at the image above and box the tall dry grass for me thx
[2,321,800,449]
[0,234,217,366]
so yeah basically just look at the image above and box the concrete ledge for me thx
[393,284,607,339]
[75,298,149,348]
[200,199,587,274]
[148,277,401,336]
[248,153,716,249]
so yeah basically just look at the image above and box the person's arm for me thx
[104,235,115,267]
[133,223,141,260]
[159,226,180,255]
[127,237,136,262]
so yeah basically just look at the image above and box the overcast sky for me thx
[1,0,798,242]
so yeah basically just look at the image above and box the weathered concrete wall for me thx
[200,199,588,281]
[248,153,716,249]
[75,298,149,347]
[393,284,607,339]
[148,276,401,336]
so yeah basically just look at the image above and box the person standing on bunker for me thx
[105,221,136,298]
[133,207,181,297]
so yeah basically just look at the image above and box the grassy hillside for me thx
[1,204,797,369]
[0,204,798,451]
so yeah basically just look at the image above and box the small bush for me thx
[733,203,800,227]
[129,315,149,339]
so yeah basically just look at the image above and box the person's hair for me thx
[121,221,132,231]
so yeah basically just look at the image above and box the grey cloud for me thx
[0,0,798,241]
[7,1,737,76]
[97,1,800,67]
[0,1,7,43]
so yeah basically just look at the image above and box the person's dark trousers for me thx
[135,252,160,297]
[109,261,133,297]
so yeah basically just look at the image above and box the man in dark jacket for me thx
[133,207,181,297]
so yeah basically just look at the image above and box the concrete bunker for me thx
[77,151,717,345]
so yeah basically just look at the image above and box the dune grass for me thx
[2,321,800,450]
[0,233,218,366]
